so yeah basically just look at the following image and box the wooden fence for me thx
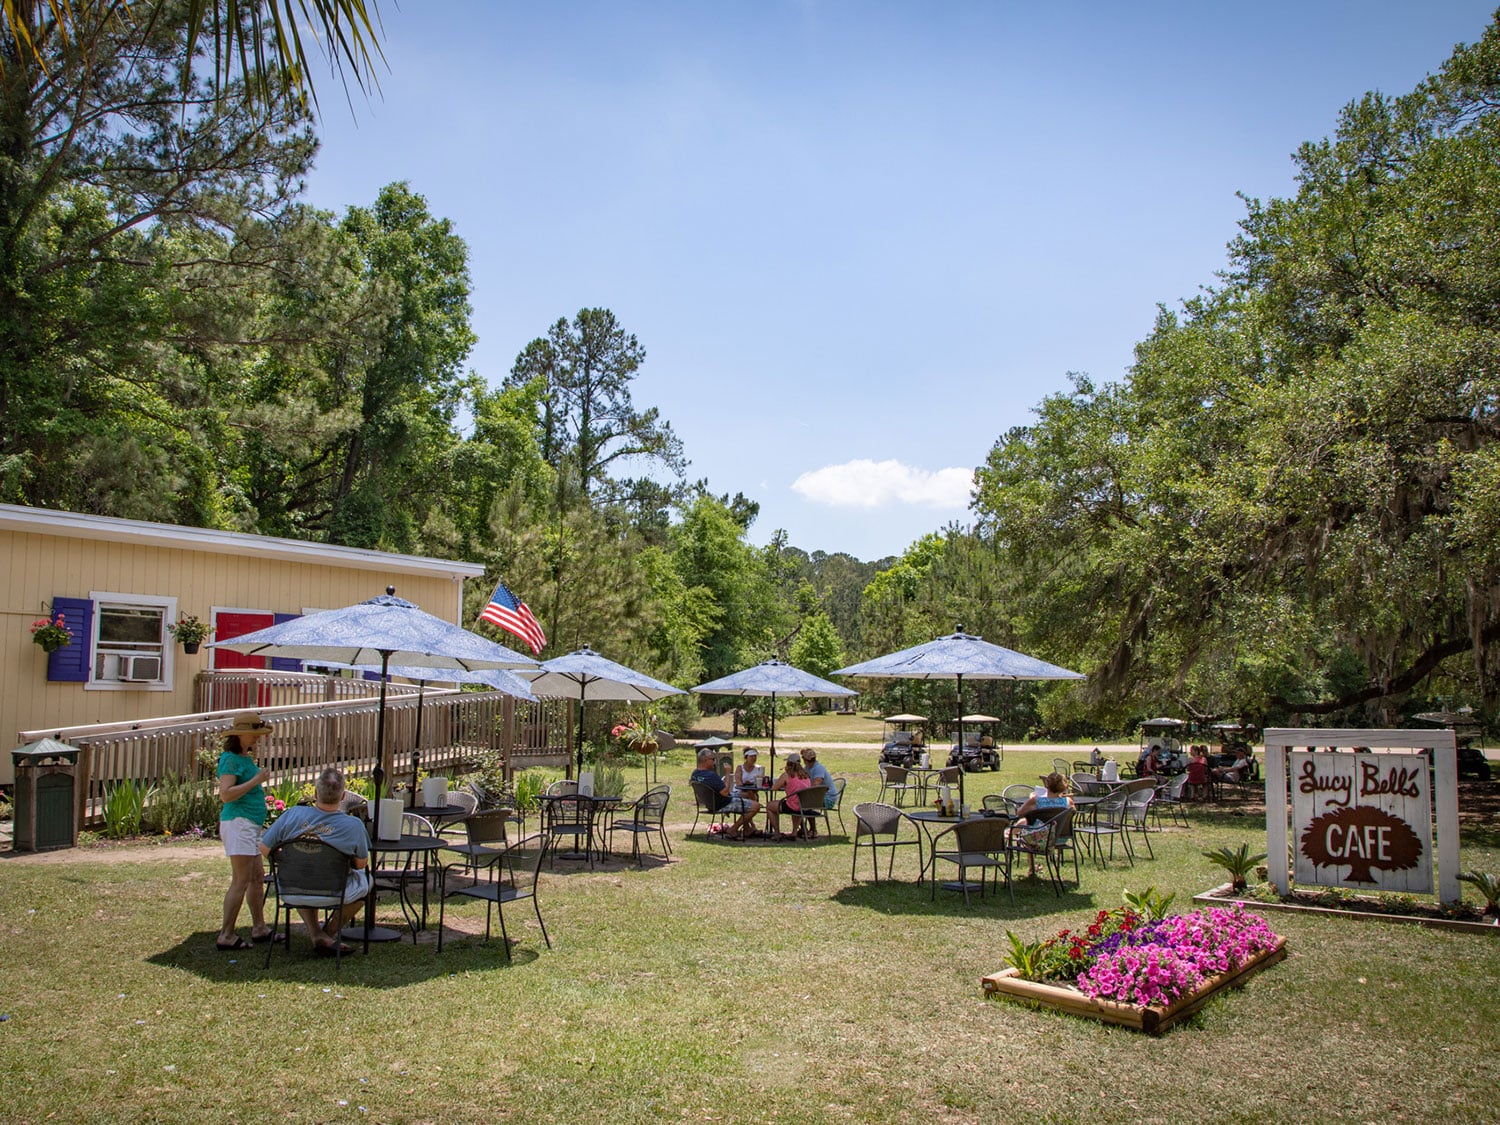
[20,671,572,826]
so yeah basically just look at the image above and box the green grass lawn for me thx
[2,748,1497,1124]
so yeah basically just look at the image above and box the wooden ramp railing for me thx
[21,672,572,827]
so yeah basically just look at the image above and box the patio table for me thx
[342,833,448,943]
[904,808,988,884]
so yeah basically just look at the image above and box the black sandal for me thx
[250,930,285,944]
[216,936,253,951]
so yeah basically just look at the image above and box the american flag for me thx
[478,580,546,654]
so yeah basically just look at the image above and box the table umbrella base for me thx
[342,924,403,943]
[939,879,984,893]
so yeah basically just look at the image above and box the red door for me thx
[212,612,273,708]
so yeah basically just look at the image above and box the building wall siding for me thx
[2,525,473,783]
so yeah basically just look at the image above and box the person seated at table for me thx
[732,748,768,836]
[259,767,371,956]
[1185,746,1211,800]
[1012,772,1073,829]
[1140,746,1163,778]
[1213,746,1252,784]
[766,756,814,839]
[689,749,758,840]
[799,748,837,809]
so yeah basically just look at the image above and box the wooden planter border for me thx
[1194,884,1500,936]
[981,937,1287,1035]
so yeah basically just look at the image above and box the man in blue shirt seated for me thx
[690,749,757,839]
[260,766,371,956]
[798,748,838,809]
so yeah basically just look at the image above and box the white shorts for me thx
[221,817,264,856]
[344,868,372,902]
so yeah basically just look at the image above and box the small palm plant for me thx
[1203,843,1269,892]
[1458,871,1500,919]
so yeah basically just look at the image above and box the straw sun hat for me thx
[225,711,273,740]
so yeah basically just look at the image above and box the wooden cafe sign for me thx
[1264,728,1461,903]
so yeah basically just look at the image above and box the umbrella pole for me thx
[372,651,392,838]
[955,674,966,811]
[576,682,587,778]
[414,680,427,755]
[769,693,776,778]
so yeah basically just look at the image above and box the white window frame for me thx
[85,591,177,691]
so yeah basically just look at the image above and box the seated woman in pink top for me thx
[766,757,813,840]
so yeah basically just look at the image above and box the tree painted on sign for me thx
[1299,807,1424,884]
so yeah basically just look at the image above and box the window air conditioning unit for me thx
[119,655,163,681]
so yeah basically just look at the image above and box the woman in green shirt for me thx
[215,712,278,950]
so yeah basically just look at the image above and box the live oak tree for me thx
[973,14,1500,724]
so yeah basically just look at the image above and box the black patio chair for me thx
[438,833,551,959]
[265,835,369,970]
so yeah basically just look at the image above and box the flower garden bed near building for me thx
[1194,883,1500,936]
[981,900,1287,1035]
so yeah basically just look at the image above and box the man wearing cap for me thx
[260,766,371,956]
[800,748,838,810]
[689,749,758,840]
[215,711,276,950]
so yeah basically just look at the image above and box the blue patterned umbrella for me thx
[835,626,1084,804]
[212,591,537,833]
[692,658,856,770]
[519,647,684,774]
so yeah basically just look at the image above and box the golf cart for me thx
[1414,710,1492,782]
[947,713,1003,771]
[880,714,926,768]
[1138,716,1187,772]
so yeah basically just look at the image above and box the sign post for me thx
[1264,728,1459,904]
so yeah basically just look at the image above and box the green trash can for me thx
[12,738,80,852]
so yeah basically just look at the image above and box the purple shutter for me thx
[47,597,94,682]
[269,613,303,672]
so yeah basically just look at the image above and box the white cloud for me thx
[791,460,975,510]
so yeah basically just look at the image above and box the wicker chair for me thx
[1005,818,1063,900]
[929,816,1011,905]
[850,802,920,883]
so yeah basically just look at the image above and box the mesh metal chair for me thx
[1123,786,1156,859]
[543,794,595,869]
[607,784,672,866]
[929,816,1011,905]
[690,781,734,838]
[850,802,920,883]
[1032,805,1080,885]
[826,777,849,837]
[1075,788,1132,867]
[1005,818,1063,900]
[265,835,369,969]
[877,763,914,807]
[1001,783,1036,817]
[438,833,551,959]
[981,794,1008,812]
[440,808,511,877]
[1153,772,1190,828]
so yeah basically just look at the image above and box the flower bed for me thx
[982,902,1286,1034]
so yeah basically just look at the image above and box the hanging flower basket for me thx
[167,613,213,653]
[30,613,73,654]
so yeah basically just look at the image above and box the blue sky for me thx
[302,1,1496,563]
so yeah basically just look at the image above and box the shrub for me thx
[142,773,218,835]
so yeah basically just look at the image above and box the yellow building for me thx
[1,503,486,784]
